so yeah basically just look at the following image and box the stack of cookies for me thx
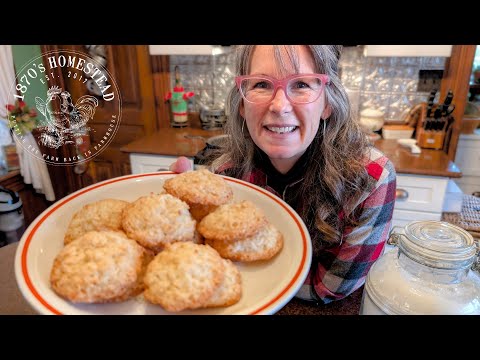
[144,242,241,312]
[198,200,284,262]
[163,168,233,221]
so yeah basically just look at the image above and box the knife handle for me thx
[441,90,454,116]
[426,89,437,118]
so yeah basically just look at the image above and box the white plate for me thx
[15,172,312,315]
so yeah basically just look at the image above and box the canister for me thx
[360,221,480,315]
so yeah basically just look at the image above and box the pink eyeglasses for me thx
[235,73,330,105]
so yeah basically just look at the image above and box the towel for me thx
[15,132,55,201]
[0,45,55,201]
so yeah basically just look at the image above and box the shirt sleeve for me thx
[309,156,397,304]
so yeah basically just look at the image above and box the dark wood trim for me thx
[39,45,79,200]
[137,46,158,134]
[440,45,477,161]
[151,55,171,128]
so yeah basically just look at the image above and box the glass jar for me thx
[360,221,480,315]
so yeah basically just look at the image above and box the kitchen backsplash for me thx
[170,46,446,122]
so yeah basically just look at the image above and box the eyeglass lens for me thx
[240,76,325,104]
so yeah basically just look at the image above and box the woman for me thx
[172,45,396,304]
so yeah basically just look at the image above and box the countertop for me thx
[374,139,462,178]
[121,127,462,178]
[120,127,223,158]
[0,242,362,315]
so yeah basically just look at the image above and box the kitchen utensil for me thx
[426,88,437,118]
[441,90,454,116]
[433,106,442,119]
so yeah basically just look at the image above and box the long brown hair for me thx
[211,45,374,249]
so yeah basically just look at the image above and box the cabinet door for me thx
[395,174,448,213]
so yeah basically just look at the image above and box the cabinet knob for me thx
[396,189,409,200]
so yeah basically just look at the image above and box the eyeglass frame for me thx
[235,73,330,105]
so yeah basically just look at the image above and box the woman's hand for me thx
[169,156,193,173]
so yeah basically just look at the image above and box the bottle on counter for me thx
[360,220,480,315]
[164,66,194,128]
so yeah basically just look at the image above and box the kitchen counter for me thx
[0,242,362,315]
[120,127,223,158]
[122,129,461,179]
[374,139,462,178]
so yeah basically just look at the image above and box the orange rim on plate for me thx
[20,172,309,315]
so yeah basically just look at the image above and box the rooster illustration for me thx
[35,86,98,148]
[60,91,98,134]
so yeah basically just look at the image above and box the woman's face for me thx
[240,45,331,173]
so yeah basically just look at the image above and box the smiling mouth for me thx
[264,126,298,134]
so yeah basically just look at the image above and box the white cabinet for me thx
[364,45,452,57]
[453,132,480,195]
[129,153,194,174]
[148,45,231,55]
[392,174,449,228]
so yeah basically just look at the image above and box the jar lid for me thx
[400,221,477,270]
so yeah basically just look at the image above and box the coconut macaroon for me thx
[144,242,225,312]
[197,200,267,242]
[50,230,151,303]
[204,258,242,308]
[122,193,196,253]
[64,199,130,245]
[205,223,284,262]
[163,169,233,221]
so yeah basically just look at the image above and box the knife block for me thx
[415,102,446,150]
[416,128,445,149]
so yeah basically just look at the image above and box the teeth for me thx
[266,126,296,134]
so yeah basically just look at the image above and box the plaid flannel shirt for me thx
[216,146,396,304]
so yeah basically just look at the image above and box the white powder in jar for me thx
[364,250,480,315]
